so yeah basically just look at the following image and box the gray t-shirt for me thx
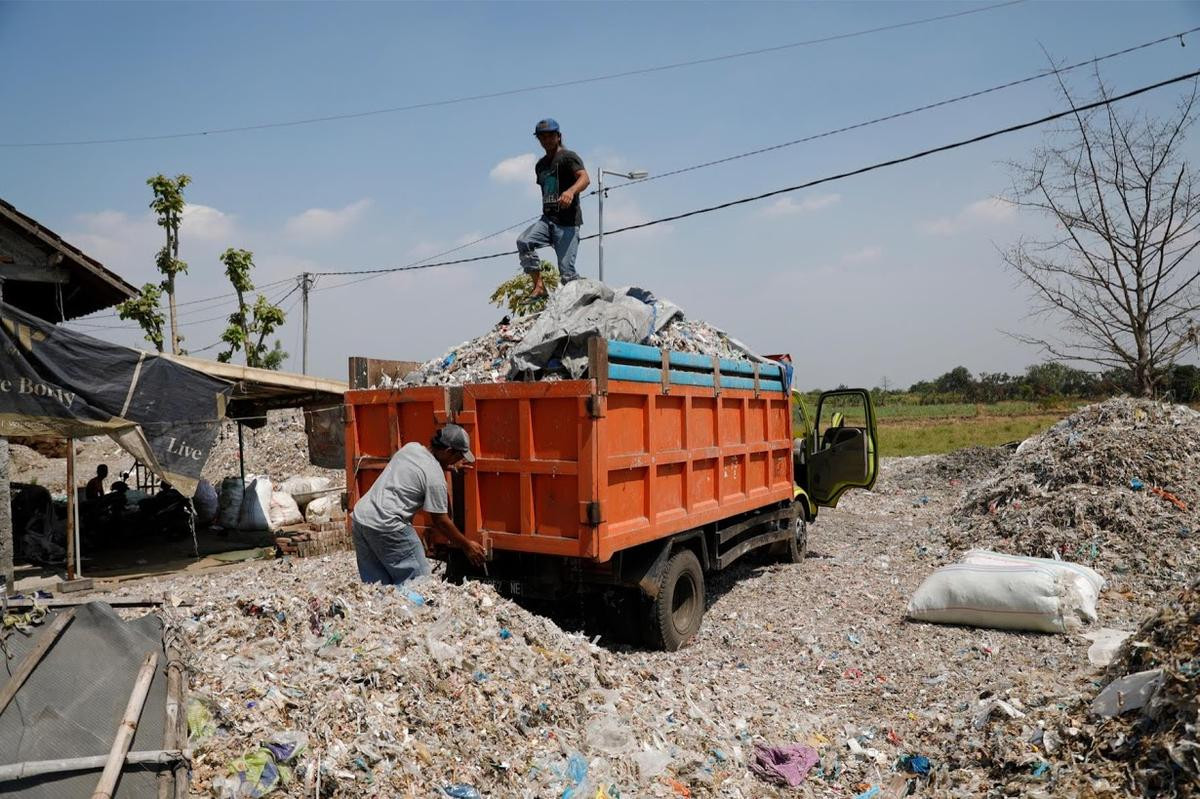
[351,442,449,530]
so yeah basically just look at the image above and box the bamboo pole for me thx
[91,651,158,799]
[158,653,184,799]
[0,609,76,716]
[0,749,185,782]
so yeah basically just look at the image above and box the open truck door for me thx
[807,389,878,507]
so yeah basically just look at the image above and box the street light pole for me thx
[596,168,648,285]
[597,170,605,283]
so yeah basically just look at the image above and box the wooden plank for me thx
[0,263,69,284]
[0,609,76,716]
[347,356,421,390]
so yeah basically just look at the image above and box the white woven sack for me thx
[961,549,1104,622]
[269,491,304,529]
[907,563,1087,633]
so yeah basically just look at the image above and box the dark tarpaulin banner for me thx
[0,303,232,493]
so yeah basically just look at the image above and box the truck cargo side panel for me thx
[596,382,793,561]
[458,381,597,560]
[345,387,452,542]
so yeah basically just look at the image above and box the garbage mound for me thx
[156,554,770,798]
[398,279,760,387]
[1084,577,1200,795]
[889,445,1014,491]
[959,579,1200,797]
[949,398,1200,579]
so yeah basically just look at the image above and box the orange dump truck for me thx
[346,339,877,649]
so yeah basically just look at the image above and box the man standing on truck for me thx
[516,118,590,298]
[350,423,486,585]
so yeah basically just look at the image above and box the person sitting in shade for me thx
[85,464,108,501]
[350,423,486,585]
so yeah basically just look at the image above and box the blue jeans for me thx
[352,518,432,586]
[517,217,579,282]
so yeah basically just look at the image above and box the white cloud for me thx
[921,196,1015,236]
[490,153,537,184]
[760,193,841,218]
[842,245,883,265]
[284,199,372,240]
[181,204,236,241]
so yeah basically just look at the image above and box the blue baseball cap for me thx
[534,118,560,135]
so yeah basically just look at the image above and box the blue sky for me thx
[1,0,1197,387]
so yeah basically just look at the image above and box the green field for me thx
[873,401,1078,456]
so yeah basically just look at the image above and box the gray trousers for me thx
[516,217,580,281]
[351,517,432,586]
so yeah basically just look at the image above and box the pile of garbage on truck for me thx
[949,398,1200,582]
[394,279,764,388]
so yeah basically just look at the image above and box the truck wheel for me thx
[768,505,808,564]
[646,549,705,651]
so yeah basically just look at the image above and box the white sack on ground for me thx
[907,563,1093,633]
[961,549,1105,622]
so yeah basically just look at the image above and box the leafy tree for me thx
[217,248,288,369]
[116,282,166,352]
[147,173,191,354]
[933,366,974,395]
[489,261,559,315]
[1004,78,1200,396]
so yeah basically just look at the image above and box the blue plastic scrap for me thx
[499,628,512,640]
[1031,762,1050,778]
[1130,477,1145,491]
[901,754,932,775]
[443,785,482,799]
[854,787,880,799]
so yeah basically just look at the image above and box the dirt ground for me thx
[86,447,1192,798]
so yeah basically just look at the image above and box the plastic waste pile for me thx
[945,578,1199,797]
[951,398,1200,579]
[158,553,787,798]
[397,280,760,388]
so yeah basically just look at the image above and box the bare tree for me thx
[1004,78,1200,396]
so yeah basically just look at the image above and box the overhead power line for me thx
[78,276,296,321]
[599,26,1200,193]
[309,26,1196,283]
[308,69,1200,279]
[0,1,1024,148]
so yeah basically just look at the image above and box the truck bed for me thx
[345,339,792,563]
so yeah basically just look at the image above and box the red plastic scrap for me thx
[1150,486,1189,511]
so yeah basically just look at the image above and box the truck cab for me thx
[792,389,879,519]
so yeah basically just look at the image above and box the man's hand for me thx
[558,189,575,208]
[463,539,486,568]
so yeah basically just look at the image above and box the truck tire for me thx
[785,510,808,563]
[645,549,705,651]
[769,504,808,564]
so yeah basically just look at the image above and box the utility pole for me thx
[300,273,313,375]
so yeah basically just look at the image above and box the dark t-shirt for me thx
[536,148,585,227]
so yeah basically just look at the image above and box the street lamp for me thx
[596,168,649,283]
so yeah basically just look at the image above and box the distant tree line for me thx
[866,362,1200,405]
